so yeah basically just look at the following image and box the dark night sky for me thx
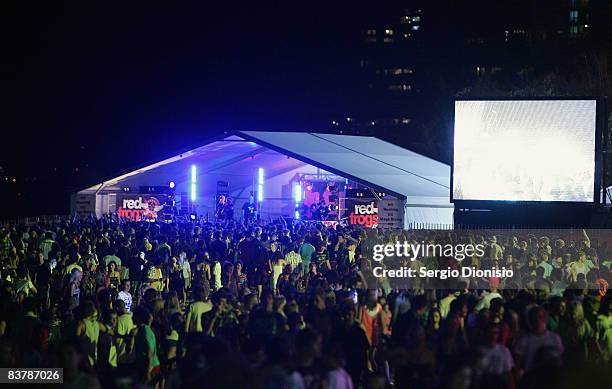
[4,2,369,215]
[3,1,606,217]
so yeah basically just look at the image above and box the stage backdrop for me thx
[453,99,597,202]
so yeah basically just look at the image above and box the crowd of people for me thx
[0,215,611,389]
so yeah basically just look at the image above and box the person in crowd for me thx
[128,251,145,297]
[185,286,212,333]
[14,265,37,297]
[75,300,108,367]
[97,309,118,375]
[58,339,102,389]
[132,305,161,386]
[514,306,564,373]
[202,291,238,337]
[359,289,384,348]
[558,300,594,363]
[477,322,515,388]
[299,237,316,276]
[332,300,369,386]
[595,293,612,362]
[248,289,287,338]
[269,242,285,294]
[167,256,185,303]
[107,262,121,290]
[102,247,121,269]
[0,219,611,389]
[178,251,191,303]
[146,259,164,292]
[547,295,566,333]
[117,280,133,312]
[114,299,134,364]
[439,289,456,319]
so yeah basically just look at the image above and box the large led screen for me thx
[453,100,597,202]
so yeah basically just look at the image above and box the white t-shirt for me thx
[117,291,133,312]
[181,261,191,282]
[479,344,514,375]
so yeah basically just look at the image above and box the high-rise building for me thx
[330,5,424,136]
[568,0,591,38]
[328,0,610,152]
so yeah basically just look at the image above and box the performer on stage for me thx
[242,192,256,224]
[224,197,234,220]
[216,195,227,221]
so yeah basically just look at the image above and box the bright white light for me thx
[190,165,197,201]
[295,211,300,219]
[294,183,302,203]
[453,100,596,202]
[169,181,175,189]
[257,167,264,202]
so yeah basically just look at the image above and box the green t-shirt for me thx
[137,324,160,368]
[299,243,315,264]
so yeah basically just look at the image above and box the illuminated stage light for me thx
[295,210,300,219]
[191,165,197,201]
[257,167,264,202]
[169,181,175,189]
[294,183,302,203]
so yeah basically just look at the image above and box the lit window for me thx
[401,118,410,124]
[367,29,376,36]
[570,25,578,36]
[475,66,488,76]
[401,16,410,24]
[569,10,578,23]
[385,29,394,35]
[412,16,421,22]
[404,33,411,39]
[383,37,394,43]
[411,25,420,31]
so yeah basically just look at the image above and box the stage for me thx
[71,131,453,228]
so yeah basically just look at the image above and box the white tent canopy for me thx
[76,131,453,226]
